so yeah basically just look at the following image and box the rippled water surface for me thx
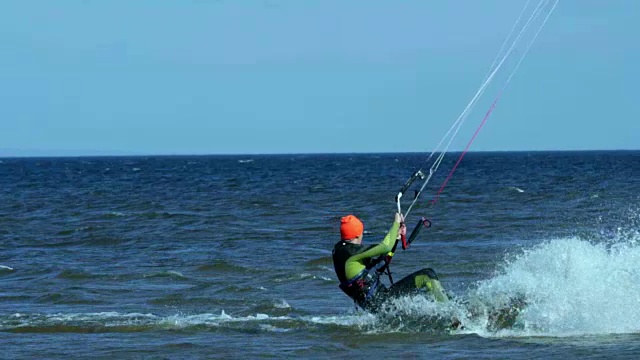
[1,151,639,359]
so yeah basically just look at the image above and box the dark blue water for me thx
[1,151,639,358]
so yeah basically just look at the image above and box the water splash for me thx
[467,234,640,337]
[366,295,464,334]
[274,300,291,309]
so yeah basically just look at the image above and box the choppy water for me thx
[1,151,639,359]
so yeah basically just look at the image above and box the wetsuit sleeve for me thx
[344,221,400,280]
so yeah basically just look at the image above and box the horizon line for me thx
[1,148,638,159]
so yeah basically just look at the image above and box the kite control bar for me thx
[395,170,425,213]
[403,217,432,250]
[402,217,431,249]
[395,170,425,203]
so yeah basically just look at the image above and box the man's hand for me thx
[394,212,404,224]
[399,222,407,237]
[395,212,406,240]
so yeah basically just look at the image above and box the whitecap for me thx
[259,324,290,332]
[274,300,291,309]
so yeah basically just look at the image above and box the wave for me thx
[56,269,97,280]
[56,226,99,236]
[303,256,333,268]
[95,211,127,219]
[135,211,203,220]
[36,292,105,305]
[54,269,189,282]
[272,272,334,283]
[143,270,189,280]
[196,260,250,274]
[0,310,372,334]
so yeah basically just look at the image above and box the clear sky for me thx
[1,0,637,156]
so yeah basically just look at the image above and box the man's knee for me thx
[414,275,449,302]
[416,268,439,280]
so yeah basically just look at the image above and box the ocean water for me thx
[0,151,639,359]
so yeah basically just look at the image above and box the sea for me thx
[0,151,639,359]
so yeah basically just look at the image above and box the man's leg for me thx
[386,268,449,302]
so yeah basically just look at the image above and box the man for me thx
[332,213,450,312]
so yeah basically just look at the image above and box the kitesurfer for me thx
[332,213,450,312]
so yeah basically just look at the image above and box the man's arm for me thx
[343,219,401,280]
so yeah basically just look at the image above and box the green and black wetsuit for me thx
[332,221,449,312]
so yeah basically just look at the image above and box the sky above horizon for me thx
[1,0,638,156]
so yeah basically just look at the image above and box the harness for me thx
[338,268,383,308]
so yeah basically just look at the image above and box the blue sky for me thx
[1,0,637,156]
